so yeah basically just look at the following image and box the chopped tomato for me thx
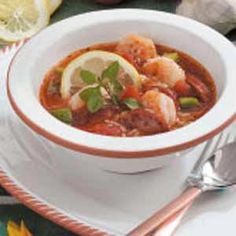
[87,123,123,136]
[174,80,193,97]
[120,85,140,101]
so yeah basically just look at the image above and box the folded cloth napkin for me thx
[176,0,236,34]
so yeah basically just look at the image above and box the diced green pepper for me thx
[163,52,179,62]
[50,108,72,124]
[179,97,200,109]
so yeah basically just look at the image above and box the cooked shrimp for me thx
[142,57,186,87]
[141,90,177,127]
[116,34,157,66]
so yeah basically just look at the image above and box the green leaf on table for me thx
[0,221,7,236]
[123,98,141,110]
[80,70,97,84]
[102,61,120,80]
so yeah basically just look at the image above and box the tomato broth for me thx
[40,35,216,137]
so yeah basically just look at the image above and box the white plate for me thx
[1,44,236,236]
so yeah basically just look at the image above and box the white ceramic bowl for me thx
[7,9,236,173]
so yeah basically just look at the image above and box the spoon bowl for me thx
[199,142,236,190]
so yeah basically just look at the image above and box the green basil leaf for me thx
[80,70,97,84]
[79,87,96,101]
[102,61,120,80]
[50,108,72,124]
[111,95,119,105]
[79,86,104,113]
[106,79,123,97]
[87,93,104,113]
[112,79,123,95]
[123,98,141,110]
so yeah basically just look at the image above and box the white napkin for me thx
[176,0,236,34]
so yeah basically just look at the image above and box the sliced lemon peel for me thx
[61,50,141,99]
[0,0,50,42]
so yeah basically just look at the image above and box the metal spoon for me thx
[128,141,236,236]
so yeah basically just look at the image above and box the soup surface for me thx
[40,34,216,137]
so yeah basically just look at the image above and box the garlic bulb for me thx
[176,0,236,34]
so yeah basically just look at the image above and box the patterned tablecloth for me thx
[0,0,235,235]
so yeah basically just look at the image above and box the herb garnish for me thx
[79,61,123,113]
[80,86,104,113]
[78,61,140,113]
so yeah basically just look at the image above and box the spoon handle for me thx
[152,202,192,236]
[128,187,202,236]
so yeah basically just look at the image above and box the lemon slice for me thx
[47,0,62,15]
[0,0,50,42]
[61,50,141,99]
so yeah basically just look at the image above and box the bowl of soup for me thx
[7,9,236,173]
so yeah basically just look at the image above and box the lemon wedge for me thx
[61,50,141,99]
[47,0,62,15]
[0,0,50,42]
